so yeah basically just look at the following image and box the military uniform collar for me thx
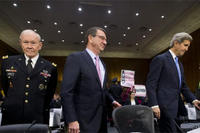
[24,54,39,68]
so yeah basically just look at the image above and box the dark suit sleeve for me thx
[105,89,114,104]
[61,54,80,123]
[146,56,163,107]
[179,63,196,103]
[103,67,114,103]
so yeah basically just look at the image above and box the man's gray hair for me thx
[170,32,193,48]
[19,29,41,42]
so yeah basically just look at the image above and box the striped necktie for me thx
[95,56,102,86]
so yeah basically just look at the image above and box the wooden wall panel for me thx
[0,40,19,75]
[0,40,19,88]
[43,56,150,89]
[0,40,18,59]
[102,58,150,85]
[181,28,200,92]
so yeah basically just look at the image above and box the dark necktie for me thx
[27,59,33,74]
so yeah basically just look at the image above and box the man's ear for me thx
[88,34,93,43]
[39,42,43,50]
[174,41,179,46]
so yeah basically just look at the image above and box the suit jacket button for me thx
[27,77,30,80]
[25,92,29,96]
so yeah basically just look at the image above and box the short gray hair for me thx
[19,29,41,42]
[170,32,193,48]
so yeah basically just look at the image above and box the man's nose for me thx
[27,43,33,48]
[103,39,107,45]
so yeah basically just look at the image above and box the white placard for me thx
[49,108,62,127]
[49,112,54,127]
[121,70,135,88]
[0,114,1,126]
[185,104,197,120]
[135,85,146,97]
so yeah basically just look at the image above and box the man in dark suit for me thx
[146,32,200,132]
[61,27,121,133]
[1,29,57,125]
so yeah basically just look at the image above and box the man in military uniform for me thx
[1,29,57,125]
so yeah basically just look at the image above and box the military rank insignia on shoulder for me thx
[2,55,8,59]
[52,62,57,67]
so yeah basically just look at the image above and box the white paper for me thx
[135,85,146,97]
[0,113,2,126]
[185,104,197,120]
[49,108,62,127]
[49,112,54,127]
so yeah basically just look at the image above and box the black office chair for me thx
[0,123,51,133]
[112,105,155,133]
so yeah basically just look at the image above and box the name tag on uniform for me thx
[6,69,17,73]
[6,66,17,77]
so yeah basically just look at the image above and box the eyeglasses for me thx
[183,43,190,47]
[95,35,107,41]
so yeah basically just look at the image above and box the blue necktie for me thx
[175,57,181,88]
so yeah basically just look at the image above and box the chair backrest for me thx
[0,123,50,133]
[112,105,155,133]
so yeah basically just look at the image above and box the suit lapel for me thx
[16,55,28,74]
[31,56,45,76]
[100,59,107,88]
[166,51,180,88]
[82,50,102,88]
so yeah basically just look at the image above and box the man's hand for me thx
[152,106,160,119]
[68,121,80,133]
[113,101,122,108]
[193,100,200,110]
